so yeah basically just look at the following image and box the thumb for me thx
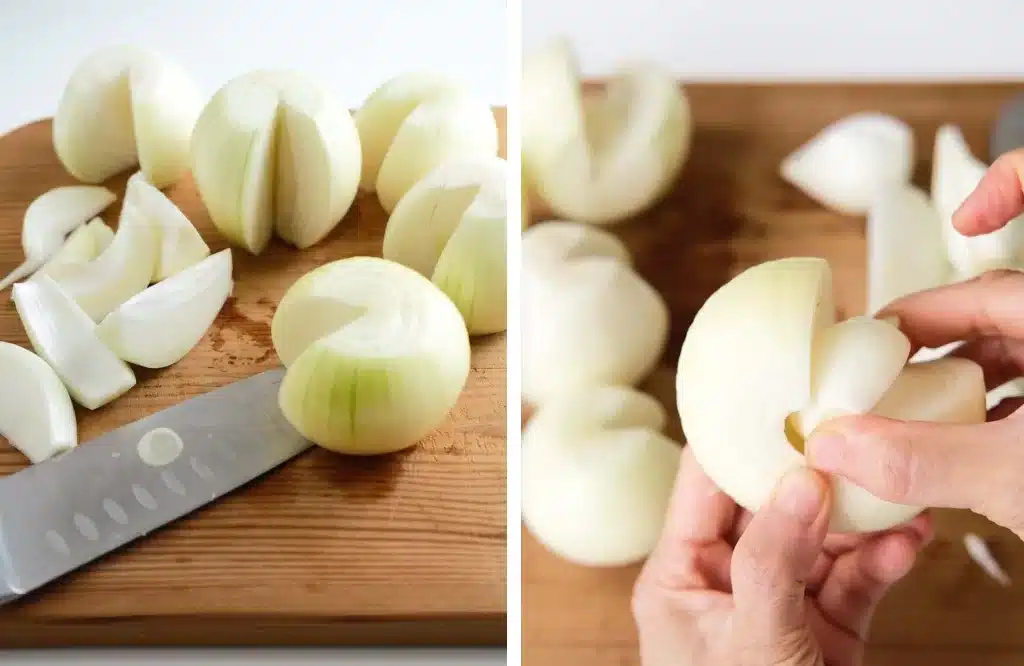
[732,467,831,652]
[806,413,1011,515]
[953,149,1024,236]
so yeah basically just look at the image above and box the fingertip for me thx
[953,152,1024,236]
[863,531,920,584]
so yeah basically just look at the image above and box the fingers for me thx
[953,149,1024,236]
[731,468,831,641]
[877,270,1024,352]
[806,413,1012,513]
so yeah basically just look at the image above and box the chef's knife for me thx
[0,367,312,606]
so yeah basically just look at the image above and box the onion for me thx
[38,218,115,277]
[355,72,499,213]
[676,257,987,533]
[124,172,210,280]
[522,221,668,405]
[866,184,951,313]
[0,186,116,291]
[190,70,361,254]
[964,533,1011,586]
[780,112,914,216]
[0,341,77,463]
[383,157,507,335]
[932,124,1024,278]
[53,46,203,188]
[271,257,470,455]
[521,40,691,225]
[46,201,158,321]
[522,385,681,567]
[97,249,232,368]
[13,275,135,410]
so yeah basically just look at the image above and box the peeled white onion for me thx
[191,70,361,254]
[522,40,691,226]
[124,172,209,280]
[866,184,952,313]
[355,72,499,213]
[522,385,681,567]
[13,275,136,410]
[932,124,1024,278]
[522,221,668,405]
[271,257,471,455]
[383,157,507,334]
[0,186,116,291]
[676,257,987,533]
[38,218,115,277]
[53,46,203,188]
[97,249,232,368]
[46,201,158,321]
[0,341,77,463]
[780,112,914,216]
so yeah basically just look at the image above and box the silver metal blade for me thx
[0,367,312,605]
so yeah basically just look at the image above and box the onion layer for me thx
[0,341,77,463]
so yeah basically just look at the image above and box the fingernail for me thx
[772,468,826,524]
[805,429,847,472]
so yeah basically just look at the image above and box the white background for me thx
[0,1,506,665]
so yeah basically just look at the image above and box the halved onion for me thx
[272,257,470,455]
[355,72,499,213]
[46,201,158,321]
[383,157,507,334]
[521,40,691,225]
[0,341,77,463]
[190,70,361,254]
[0,186,116,291]
[97,249,233,368]
[124,172,210,280]
[13,275,136,409]
[53,46,203,187]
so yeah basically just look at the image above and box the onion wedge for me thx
[97,249,233,368]
[46,201,158,321]
[124,172,210,280]
[0,341,77,463]
[0,186,116,292]
[13,275,136,409]
[383,157,507,334]
[38,218,115,277]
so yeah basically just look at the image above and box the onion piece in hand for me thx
[46,201,158,321]
[272,257,470,455]
[676,257,986,533]
[13,275,135,409]
[97,249,232,368]
[383,157,507,334]
[355,72,499,213]
[53,46,203,187]
[780,112,914,216]
[866,184,952,314]
[0,341,77,463]
[932,124,1024,278]
[522,221,668,405]
[38,218,115,277]
[191,70,361,254]
[125,172,209,281]
[523,385,681,567]
[0,186,116,292]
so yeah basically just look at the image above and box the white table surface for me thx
[0,1,506,664]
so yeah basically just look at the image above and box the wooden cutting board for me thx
[0,111,507,647]
[523,83,1024,666]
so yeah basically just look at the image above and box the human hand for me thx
[806,148,1024,539]
[632,449,932,666]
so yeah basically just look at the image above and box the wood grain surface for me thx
[522,83,1024,665]
[0,111,507,647]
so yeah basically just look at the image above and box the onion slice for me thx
[38,218,115,277]
[964,533,1011,587]
[780,112,914,216]
[0,341,77,463]
[46,201,158,321]
[97,249,233,368]
[383,157,507,334]
[272,257,471,455]
[0,186,116,292]
[124,172,210,280]
[13,275,136,409]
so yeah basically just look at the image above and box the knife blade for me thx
[0,367,312,606]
